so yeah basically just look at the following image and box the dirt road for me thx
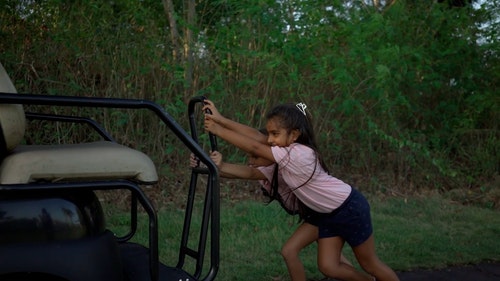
[396,262,500,281]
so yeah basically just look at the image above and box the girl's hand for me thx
[190,153,208,168]
[202,99,223,123]
[204,114,220,135]
[190,153,200,167]
[209,151,223,167]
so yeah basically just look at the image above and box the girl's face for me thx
[265,117,300,147]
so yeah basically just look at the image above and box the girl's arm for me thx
[205,118,275,162]
[203,100,267,144]
[219,162,267,180]
[209,151,266,179]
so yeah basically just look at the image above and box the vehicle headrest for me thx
[0,62,26,157]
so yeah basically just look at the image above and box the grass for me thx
[105,193,500,281]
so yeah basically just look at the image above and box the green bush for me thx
[1,0,498,196]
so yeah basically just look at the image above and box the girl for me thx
[202,100,400,281]
[195,150,354,281]
[190,127,353,281]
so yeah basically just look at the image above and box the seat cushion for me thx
[0,141,158,184]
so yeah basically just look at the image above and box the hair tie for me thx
[296,103,307,116]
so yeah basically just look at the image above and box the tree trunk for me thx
[184,0,195,102]
[162,0,181,60]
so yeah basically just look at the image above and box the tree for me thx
[2,0,497,192]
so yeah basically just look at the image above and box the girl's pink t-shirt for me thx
[270,143,351,213]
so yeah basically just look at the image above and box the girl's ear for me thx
[291,129,301,141]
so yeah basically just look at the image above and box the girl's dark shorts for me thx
[305,188,373,247]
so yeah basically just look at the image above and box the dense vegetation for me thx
[1,0,498,206]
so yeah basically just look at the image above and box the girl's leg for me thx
[282,222,318,281]
[317,237,373,281]
[282,222,355,281]
[352,235,400,281]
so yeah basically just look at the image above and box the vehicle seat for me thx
[0,62,158,185]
